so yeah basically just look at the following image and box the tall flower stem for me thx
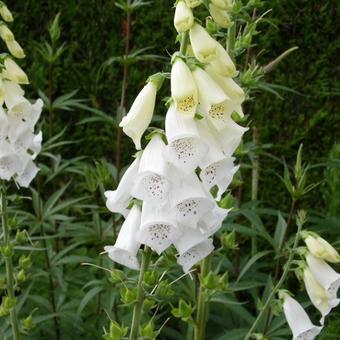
[227,23,236,56]
[243,218,302,340]
[129,246,152,340]
[1,186,20,340]
[194,255,211,340]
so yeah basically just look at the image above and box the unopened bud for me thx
[0,2,13,22]
[6,40,25,59]
[0,23,14,41]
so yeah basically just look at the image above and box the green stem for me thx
[180,31,189,56]
[1,187,20,340]
[129,246,152,340]
[227,23,236,56]
[243,219,302,340]
[194,255,211,340]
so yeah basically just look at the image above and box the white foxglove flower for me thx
[199,205,230,237]
[119,81,157,150]
[3,58,29,84]
[165,104,207,173]
[184,0,202,8]
[209,41,237,78]
[0,23,14,41]
[104,205,142,270]
[178,238,214,273]
[211,0,233,10]
[303,266,337,324]
[2,80,28,110]
[5,40,25,59]
[304,234,340,263]
[282,293,322,340]
[30,131,43,159]
[137,202,181,254]
[171,58,198,118]
[15,157,39,188]
[209,3,232,28]
[132,134,171,206]
[197,119,238,199]
[0,141,22,181]
[189,23,218,63]
[306,253,340,301]
[104,157,140,217]
[170,172,215,228]
[174,226,207,254]
[174,0,194,33]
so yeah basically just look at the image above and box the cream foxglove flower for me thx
[171,58,198,118]
[177,238,214,273]
[174,0,194,33]
[5,40,25,59]
[209,3,232,28]
[209,41,237,78]
[119,81,157,150]
[184,0,203,8]
[282,293,322,340]
[2,80,28,110]
[0,3,13,22]
[306,253,340,301]
[136,202,181,254]
[211,0,233,10]
[303,266,337,324]
[3,58,29,84]
[169,171,215,228]
[104,205,142,270]
[132,134,171,206]
[189,23,218,63]
[165,104,208,173]
[0,23,14,41]
[199,205,230,237]
[197,119,239,199]
[104,157,140,217]
[304,234,340,263]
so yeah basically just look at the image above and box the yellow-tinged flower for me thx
[0,23,14,41]
[304,234,340,263]
[211,0,233,10]
[174,0,194,33]
[3,58,29,84]
[184,0,203,8]
[0,2,13,22]
[209,4,232,28]
[5,40,25,59]
[209,41,237,77]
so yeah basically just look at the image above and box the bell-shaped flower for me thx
[165,105,208,174]
[184,0,203,8]
[169,172,215,228]
[2,80,28,110]
[0,140,23,181]
[171,58,198,118]
[5,40,25,59]
[3,58,29,84]
[189,23,218,63]
[211,0,233,10]
[197,120,239,199]
[104,157,140,217]
[0,23,14,41]
[306,253,340,302]
[104,205,142,270]
[15,155,39,188]
[209,3,232,28]
[0,107,8,142]
[177,238,214,273]
[304,234,340,263]
[174,0,194,33]
[132,134,171,206]
[119,81,157,150]
[303,266,337,324]
[136,202,181,255]
[199,205,230,237]
[282,292,322,340]
[209,41,237,78]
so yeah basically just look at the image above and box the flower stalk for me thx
[1,185,20,340]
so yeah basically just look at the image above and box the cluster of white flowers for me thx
[104,0,247,273]
[0,2,42,187]
[282,233,340,340]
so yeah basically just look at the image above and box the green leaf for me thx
[274,212,287,252]
[77,286,103,316]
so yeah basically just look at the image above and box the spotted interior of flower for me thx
[177,95,196,114]
[176,198,212,225]
[328,278,340,296]
[296,327,321,340]
[201,160,225,187]
[208,103,227,123]
[138,173,170,204]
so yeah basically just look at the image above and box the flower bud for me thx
[209,4,233,28]
[0,2,13,22]
[0,23,14,41]
[184,0,203,8]
[110,269,125,284]
[19,255,32,270]
[120,286,138,305]
[21,314,34,332]
[303,233,340,263]
[3,58,29,84]
[6,40,25,59]
[17,269,26,283]
[171,299,193,321]
[174,0,194,33]
[211,0,233,10]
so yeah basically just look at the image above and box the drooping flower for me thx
[209,41,237,78]
[3,57,29,84]
[165,104,208,173]
[0,2,13,22]
[281,292,322,340]
[303,233,340,263]
[189,23,218,63]
[174,0,194,33]
[132,134,171,206]
[306,253,340,302]
[104,157,140,217]
[136,202,181,254]
[184,0,203,8]
[211,0,233,10]
[119,80,157,150]
[209,3,232,28]
[0,23,14,41]
[104,204,142,270]
[171,57,198,118]
[15,156,39,188]
[5,39,25,59]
